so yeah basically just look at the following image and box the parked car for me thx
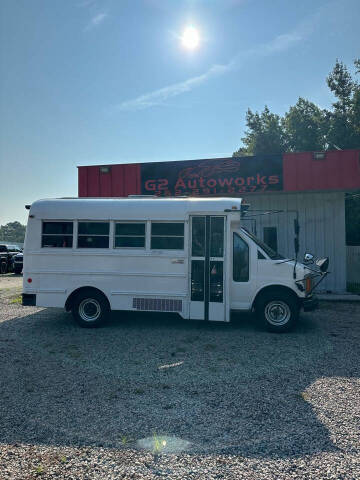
[13,253,23,274]
[0,244,22,274]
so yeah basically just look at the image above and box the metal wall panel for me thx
[283,149,360,192]
[78,164,141,197]
[242,192,346,292]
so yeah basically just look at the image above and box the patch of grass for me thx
[299,391,310,401]
[176,347,187,353]
[59,456,67,463]
[152,432,166,455]
[134,388,145,395]
[35,465,44,475]
[68,351,81,359]
[108,393,119,400]
[10,295,22,304]
[182,335,200,344]
[204,343,216,351]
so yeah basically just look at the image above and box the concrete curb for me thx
[317,294,360,302]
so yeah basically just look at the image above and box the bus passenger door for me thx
[189,216,226,321]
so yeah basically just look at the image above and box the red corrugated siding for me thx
[99,169,112,196]
[78,164,141,197]
[78,167,88,197]
[87,167,100,196]
[124,163,141,196]
[283,149,360,192]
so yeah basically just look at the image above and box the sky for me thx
[0,0,359,224]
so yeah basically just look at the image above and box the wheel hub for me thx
[265,300,291,326]
[79,298,101,322]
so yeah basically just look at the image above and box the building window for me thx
[263,227,278,253]
[115,223,146,248]
[151,222,184,250]
[42,222,73,248]
[78,222,110,248]
[233,233,249,282]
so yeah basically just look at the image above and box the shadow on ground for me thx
[0,303,359,458]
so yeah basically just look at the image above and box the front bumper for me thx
[302,295,318,312]
[22,293,36,306]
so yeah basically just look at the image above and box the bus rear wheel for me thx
[257,291,299,332]
[71,290,110,328]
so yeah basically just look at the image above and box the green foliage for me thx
[233,106,286,156]
[325,60,360,149]
[283,98,326,152]
[35,465,44,475]
[0,221,26,243]
[10,295,22,304]
[234,58,360,155]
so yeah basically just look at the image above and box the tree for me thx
[283,98,326,152]
[0,222,26,243]
[325,59,360,149]
[233,106,287,157]
[233,58,360,155]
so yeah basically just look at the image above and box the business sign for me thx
[141,155,283,197]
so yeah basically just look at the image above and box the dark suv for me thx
[0,245,22,274]
[13,253,23,274]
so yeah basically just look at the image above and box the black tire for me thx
[0,262,7,274]
[71,290,110,328]
[256,291,299,333]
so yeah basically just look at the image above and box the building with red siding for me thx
[78,149,360,293]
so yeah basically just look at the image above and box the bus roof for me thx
[28,197,243,220]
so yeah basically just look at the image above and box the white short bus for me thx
[22,197,326,332]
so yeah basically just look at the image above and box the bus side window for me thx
[233,233,249,282]
[42,222,73,248]
[151,223,184,250]
[115,223,146,248]
[78,222,110,248]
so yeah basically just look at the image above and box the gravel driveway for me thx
[0,276,359,479]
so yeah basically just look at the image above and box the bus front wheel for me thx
[257,291,299,332]
[72,290,110,328]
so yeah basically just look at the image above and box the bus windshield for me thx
[241,228,285,260]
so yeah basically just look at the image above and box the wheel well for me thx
[252,285,300,311]
[65,287,110,312]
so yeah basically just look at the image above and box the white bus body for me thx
[22,197,319,331]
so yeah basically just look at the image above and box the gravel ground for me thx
[0,276,359,479]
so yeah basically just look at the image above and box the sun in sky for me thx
[181,26,200,50]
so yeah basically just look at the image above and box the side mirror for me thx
[304,252,314,263]
[316,257,329,273]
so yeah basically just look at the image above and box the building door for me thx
[189,216,226,321]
